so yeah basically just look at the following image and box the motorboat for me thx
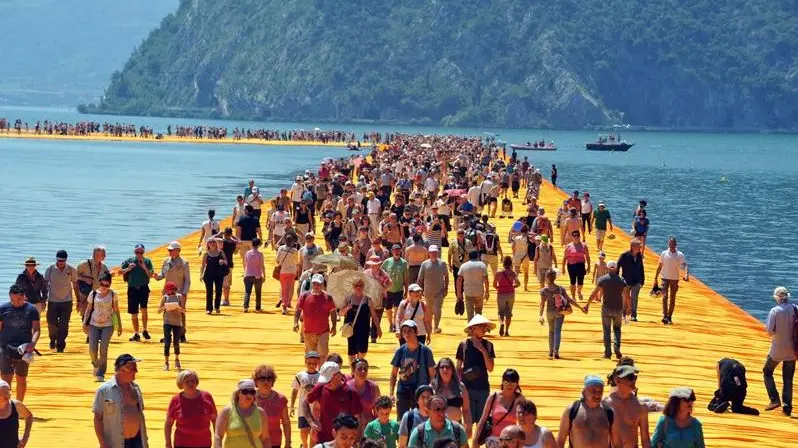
[586,133,634,151]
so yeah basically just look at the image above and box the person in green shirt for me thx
[364,395,400,448]
[120,244,155,342]
[408,395,468,448]
[382,245,409,332]
[592,202,613,251]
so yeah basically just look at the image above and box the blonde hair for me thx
[176,369,199,389]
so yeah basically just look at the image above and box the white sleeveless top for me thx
[525,426,549,448]
[396,299,427,336]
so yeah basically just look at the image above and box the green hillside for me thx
[84,0,798,130]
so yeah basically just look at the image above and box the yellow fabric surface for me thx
[22,179,796,447]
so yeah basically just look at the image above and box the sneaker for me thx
[207,311,212,315]
[661,317,669,324]
[222,300,231,306]
[56,348,64,353]
[215,309,221,314]
[255,307,262,312]
[142,330,151,340]
[666,317,673,325]
[282,309,288,315]
[95,375,104,382]
[631,317,638,322]
[505,330,511,336]
[615,349,623,360]
[603,353,612,359]
[389,324,396,333]
[163,363,169,371]
[244,308,249,313]
[783,406,792,416]
[129,333,141,342]
[499,323,505,336]
[765,402,782,411]
[175,360,182,370]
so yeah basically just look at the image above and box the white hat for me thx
[317,361,341,384]
[606,261,617,269]
[773,286,791,300]
[428,245,439,252]
[237,379,256,391]
[252,186,259,193]
[311,274,325,284]
[167,241,182,250]
[365,256,382,267]
[408,283,422,292]
[464,314,497,333]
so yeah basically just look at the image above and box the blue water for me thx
[2,106,797,321]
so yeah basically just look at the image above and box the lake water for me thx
[1,106,797,321]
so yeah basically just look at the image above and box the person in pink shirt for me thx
[294,275,337,360]
[165,369,218,448]
[243,237,266,312]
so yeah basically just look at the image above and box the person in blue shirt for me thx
[632,209,650,252]
[650,387,705,448]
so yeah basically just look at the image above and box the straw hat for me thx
[365,256,382,267]
[464,314,496,333]
[23,257,39,266]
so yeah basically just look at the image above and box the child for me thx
[593,251,609,284]
[158,281,186,371]
[291,351,322,448]
[364,395,400,448]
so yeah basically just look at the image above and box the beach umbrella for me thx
[326,270,383,308]
[312,253,359,270]
[444,188,466,197]
[420,143,432,149]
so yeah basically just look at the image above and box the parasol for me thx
[327,270,384,308]
[444,189,466,197]
[420,143,432,149]
[312,253,359,271]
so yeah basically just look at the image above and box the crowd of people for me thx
[1,133,794,448]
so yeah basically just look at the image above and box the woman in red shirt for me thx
[253,364,292,448]
[165,369,218,448]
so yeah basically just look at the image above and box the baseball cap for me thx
[612,365,639,378]
[134,244,145,252]
[669,387,696,400]
[167,241,182,250]
[401,320,418,330]
[56,250,68,261]
[428,245,439,252]
[317,361,342,384]
[773,286,791,299]
[114,354,141,370]
[311,274,325,284]
[598,251,606,258]
[391,244,402,251]
[305,351,321,359]
[237,379,256,391]
[584,374,603,388]
[408,284,422,292]
[164,281,178,292]
[606,261,618,269]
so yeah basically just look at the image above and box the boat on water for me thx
[585,133,634,151]
[510,140,557,151]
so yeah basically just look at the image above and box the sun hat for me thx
[773,286,791,300]
[669,386,696,400]
[584,375,604,388]
[167,241,182,250]
[428,245,439,252]
[23,257,39,266]
[606,261,618,269]
[612,365,639,378]
[408,284,422,292]
[365,256,382,267]
[464,314,496,333]
[317,361,342,384]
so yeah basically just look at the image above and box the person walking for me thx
[341,279,381,363]
[448,230,475,297]
[0,285,40,402]
[407,395,469,448]
[532,235,556,290]
[76,246,111,319]
[538,269,584,360]
[394,284,432,345]
[121,244,154,342]
[561,231,591,301]
[43,249,78,352]
[165,370,218,448]
[200,239,229,315]
[218,228,240,307]
[83,273,122,382]
[585,261,627,360]
[617,239,645,323]
[650,387,705,448]
[236,205,262,272]
[456,315,496,434]
[15,258,46,314]
[580,193,593,236]
[92,354,149,448]
[456,251,490,322]
[602,365,651,448]
[347,358,382,425]
[215,379,271,448]
[294,275,337,360]
[276,234,300,314]
[430,358,472,437]
[157,282,186,371]
[155,241,191,343]
[307,362,363,444]
[515,400,556,448]
[198,209,221,254]
[0,379,33,448]
[253,364,291,448]
[390,321,436,420]
[417,245,449,334]
[243,238,266,313]
[556,375,619,448]
[382,245,410,333]
[471,369,525,448]
[763,286,795,416]
[653,237,689,325]
[493,256,519,337]
[592,202,613,252]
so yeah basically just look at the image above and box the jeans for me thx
[47,301,72,349]
[546,314,564,353]
[468,387,490,426]
[626,283,642,318]
[602,311,622,356]
[763,355,795,410]
[88,325,113,377]
[204,276,223,312]
[163,324,181,357]
[243,276,264,310]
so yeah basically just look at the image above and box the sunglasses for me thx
[256,376,276,382]
[439,365,452,370]
[572,233,580,237]
[240,389,257,396]
[99,282,111,287]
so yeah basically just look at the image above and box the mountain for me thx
[85,0,798,130]
[0,0,178,107]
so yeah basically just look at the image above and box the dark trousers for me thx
[47,301,72,350]
[763,356,795,410]
[204,276,223,312]
[124,432,143,448]
[243,276,264,310]
[163,324,181,357]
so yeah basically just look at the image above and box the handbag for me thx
[461,339,484,382]
[272,251,289,280]
[219,253,231,278]
[478,393,516,445]
[555,287,573,316]
[77,259,93,296]
[340,298,365,338]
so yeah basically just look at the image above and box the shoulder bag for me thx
[461,339,485,382]
[272,250,289,280]
[340,298,365,338]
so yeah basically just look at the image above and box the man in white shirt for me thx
[467,180,482,213]
[269,204,291,249]
[653,237,688,324]
[198,209,220,254]
[763,286,796,416]
[291,176,305,215]
[246,187,264,221]
[366,191,382,236]
[581,192,594,236]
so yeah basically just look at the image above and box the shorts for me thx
[513,255,529,274]
[596,229,606,240]
[488,197,498,204]
[298,416,310,429]
[384,291,404,309]
[634,232,647,238]
[536,267,552,284]
[303,332,330,356]
[567,262,586,286]
[481,254,499,273]
[0,350,29,376]
[223,271,233,289]
[496,292,515,318]
[127,285,150,314]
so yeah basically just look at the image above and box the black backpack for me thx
[567,400,613,448]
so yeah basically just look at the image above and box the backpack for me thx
[484,232,497,255]
[465,228,479,247]
[415,419,463,448]
[567,400,613,447]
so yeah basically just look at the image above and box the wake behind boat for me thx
[510,140,557,151]
[586,133,634,151]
